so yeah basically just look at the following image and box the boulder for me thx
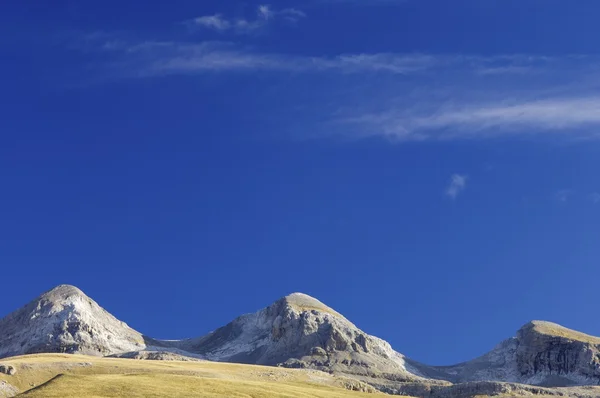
[0,364,16,375]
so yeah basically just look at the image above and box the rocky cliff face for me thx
[514,321,600,386]
[0,285,146,358]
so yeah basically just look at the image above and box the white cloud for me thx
[446,174,467,199]
[257,5,274,20]
[313,53,438,74]
[193,15,232,32]
[191,5,306,34]
[280,8,307,21]
[339,96,600,141]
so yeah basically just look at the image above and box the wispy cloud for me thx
[191,5,305,34]
[192,15,232,32]
[554,190,573,203]
[475,66,533,76]
[71,33,600,142]
[93,39,557,79]
[446,174,467,199]
[341,96,600,141]
[97,41,440,76]
[81,34,561,78]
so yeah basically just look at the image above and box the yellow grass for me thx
[531,322,600,345]
[0,354,400,398]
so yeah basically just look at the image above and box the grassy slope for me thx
[0,354,396,398]
[531,322,600,345]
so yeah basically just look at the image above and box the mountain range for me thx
[2,285,600,398]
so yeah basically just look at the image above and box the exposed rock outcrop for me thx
[515,321,600,386]
[109,350,203,362]
[0,365,15,376]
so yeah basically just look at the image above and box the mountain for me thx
[3,285,600,397]
[0,285,146,358]
[163,293,431,386]
[410,320,600,387]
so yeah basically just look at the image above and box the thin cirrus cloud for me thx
[339,96,600,142]
[101,40,440,75]
[82,35,600,142]
[191,5,306,34]
[446,174,468,199]
[99,40,556,78]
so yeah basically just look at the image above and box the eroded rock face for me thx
[514,321,600,386]
[0,285,146,358]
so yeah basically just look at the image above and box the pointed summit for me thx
[38,284,87,302]
[44,284,85,295]
[0,284,146,359]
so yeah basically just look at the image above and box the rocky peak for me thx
[41,284,86,300]
[168,291,423,386]
[0,284,146,359]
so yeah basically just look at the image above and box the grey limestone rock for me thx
[0,285,146,358]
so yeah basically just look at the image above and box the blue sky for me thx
[2,0,600,365]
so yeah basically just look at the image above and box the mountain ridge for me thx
[2,284,600,397]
